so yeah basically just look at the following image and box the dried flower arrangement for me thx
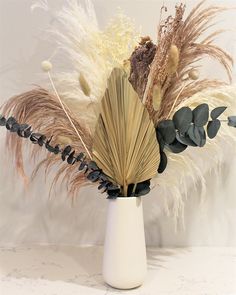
[1,0,236,208]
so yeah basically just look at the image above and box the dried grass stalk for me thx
[1,87,93,196]
[92,68,160,196]
[139,1,233,124]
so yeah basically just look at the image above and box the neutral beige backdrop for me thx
[0,0,236,247]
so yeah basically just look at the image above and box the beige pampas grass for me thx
[92,68,160,196]
[2,87,93,196]
[138,1,233,125]
[46,0,139,133]
[154,85,236,223]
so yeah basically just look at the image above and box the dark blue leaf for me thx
[67,151,75,164]
[188,125,206,147]
[166,139,187,153]
[157,120,176,144]
[78,161,87,171]
[228,116,236,127]
[53,145,60,154]
[0,116,6,126]
[156,130,165,151]
[173,107,192,134]
[211,106,227,120]
[88,161,99,170]
[192,103,209,127]
[158,151,168,173]
[176,131,197,147]
[87,170,101,182]
[76,152,85,162]
[135,180,151,197]
[10,123,20,133]
[207,120,221,139]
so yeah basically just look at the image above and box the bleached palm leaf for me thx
[92,68,160,196]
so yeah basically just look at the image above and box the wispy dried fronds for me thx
[2,87,93,196]
[48,0,139,133]
[92,68,160,196]
[135,1,233,124]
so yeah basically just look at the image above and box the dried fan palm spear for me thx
[92,68,160,196]
[129,1,233,125]
[1,88,93,195]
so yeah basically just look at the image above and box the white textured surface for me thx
[0,246,236,295]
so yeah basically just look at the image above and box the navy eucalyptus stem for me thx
[0,114,151,198]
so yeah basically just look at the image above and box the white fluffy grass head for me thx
[37,0,139,133]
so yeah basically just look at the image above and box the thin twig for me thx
[47,72,92,159]
[167,82,187,119]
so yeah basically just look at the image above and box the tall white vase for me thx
[102,197,147,289]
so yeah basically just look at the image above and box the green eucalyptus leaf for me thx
[173,107,192,134]
[211,106,227,120]
[135,180,151,196]
[192,103,209,127]
[188,125,206,147]
[228,116,236,127]
[207,119,221,139]
[176,131,197,147]
[157,120,176,144]
[156,130,165,151]
[166,139,187,153]
[158,151,168,173]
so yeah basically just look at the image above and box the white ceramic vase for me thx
[102,197,147,290]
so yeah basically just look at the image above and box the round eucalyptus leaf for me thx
[135,180,151,196]
[166,139,187,154]
[192,103,209,126]
[0,116,6,126]
[158,151,168,173]
[157,120,176,144]
[156,130,165,151]
[173,107,192,134]
[188,125,206,147]
[211,106,227,120]
[87,170,101,182]
[228,116,236,127]
[207,119,221,139]
[176,131,197,147]
[198,126,206,147]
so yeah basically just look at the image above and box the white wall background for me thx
[0,0,236,247]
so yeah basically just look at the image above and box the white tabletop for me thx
[0,246,235,295]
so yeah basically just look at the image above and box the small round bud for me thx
[41,60,52,72]
[188,69,199,80]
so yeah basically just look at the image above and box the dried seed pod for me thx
[41,60,52,72]
[167,45,179,75]
[152,84,162,111]
[188,69,199,80]
[79,73,91,96]
[139,36,152,45]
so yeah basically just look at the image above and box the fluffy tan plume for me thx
[129,1,233,125]
[1,88,93,196]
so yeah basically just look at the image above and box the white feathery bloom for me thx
[152,85,236,226]
[42,0,139,132]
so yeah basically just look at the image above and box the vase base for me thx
[104,280,143,290]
